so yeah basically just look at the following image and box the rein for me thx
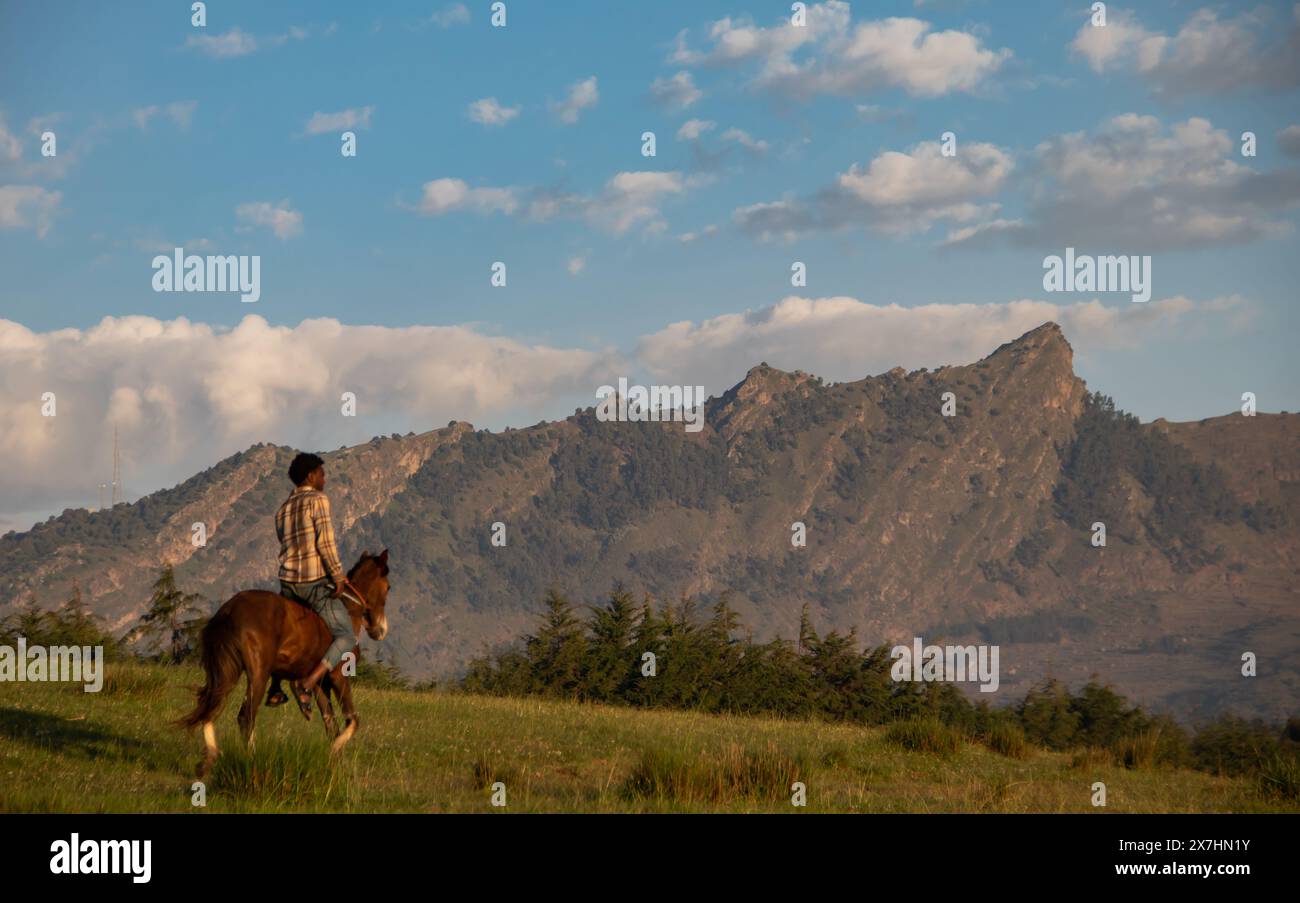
[338,584,371,616]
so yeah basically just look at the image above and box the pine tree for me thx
[583,583,639,701]
[797,603,817,652]
[14,598,50,639]
[130,564,207,663]
[625,597,665,706]
[523,587,586,698]
[726,637,809,718]
[58,582,104,647]
[806,629,861,720]
[0,597,50,646]
[1017,678,1081,750]
[658,595,706,707]
[700,593,742,709]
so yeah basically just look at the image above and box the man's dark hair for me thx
[288,452,325,486]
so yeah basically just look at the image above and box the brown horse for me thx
[178,550,391,777]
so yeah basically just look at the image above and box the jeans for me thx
[281,579,354,670]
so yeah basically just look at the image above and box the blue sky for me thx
[1,0,1298,530]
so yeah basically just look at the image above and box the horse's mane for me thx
[347,550,389,581]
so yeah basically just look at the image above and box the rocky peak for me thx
[711,362,816,442]
[985,321,1073,367]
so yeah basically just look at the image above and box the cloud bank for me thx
[0,315,623,531]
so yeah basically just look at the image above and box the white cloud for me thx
[130,106,157,130]
[549,76,599,124]
[235,200,304,239]
[525,171,687,235]
[417,178,518,216]
[735,139,1012,238]
[1071,10,1153,73]
[430,3,470,28]
[650,71,703,108]
[1070,7,1300,96]
[1279,125,1300,158]
[567,255,586,275]
[185,27,260,58]
[672,2,1009,98]
[947,114,1300,251]
[670,5,831,68]
[132,101,198,131]
[304,106,374,134]
[0,113,93,181]
[838,142,1009,205]
[184,24,322,58]
[941,218,1022,248]
[0,185,61,237]
[579,170,685,234]
[0,314,622,529]
[678,224,718,242]
[167,100,198,128]
[0,116,23,161]
[721,127,768,155]
[417,170,687,236]
[676,119,716,141]
[636,294,1243,394]
[467,97,521,127]
[675,122,770,172]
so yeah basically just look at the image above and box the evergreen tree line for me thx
[463,585,1300,779]
[0,564,206,664]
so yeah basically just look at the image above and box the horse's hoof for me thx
[329,720,357,754]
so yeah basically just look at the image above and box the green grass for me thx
[983,722,1032,760]
[1257,753,1300,801]
[621,742,808,805]
[0,663,1295,813]
[209,739,358,811]
[884,718,963,758]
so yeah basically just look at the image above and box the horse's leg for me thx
[290,680,314,721]
[199,721,219,779]
[329,674,359,755]
[185,620,244,780]
[314,680,339,738]
[238,665,271,752]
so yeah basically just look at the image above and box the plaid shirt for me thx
[275,486,345,585]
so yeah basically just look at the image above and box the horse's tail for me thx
[176,607,242,731]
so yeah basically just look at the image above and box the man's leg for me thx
[302,586,355,694]
[266,582,307,706]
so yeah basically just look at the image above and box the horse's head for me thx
[348,549,391,641]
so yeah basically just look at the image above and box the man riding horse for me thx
[178,451,391,777]
[266,452,362,711]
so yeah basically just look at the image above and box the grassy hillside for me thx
[0,662,1293,814]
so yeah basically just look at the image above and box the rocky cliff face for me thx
[3,323,1296,721]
